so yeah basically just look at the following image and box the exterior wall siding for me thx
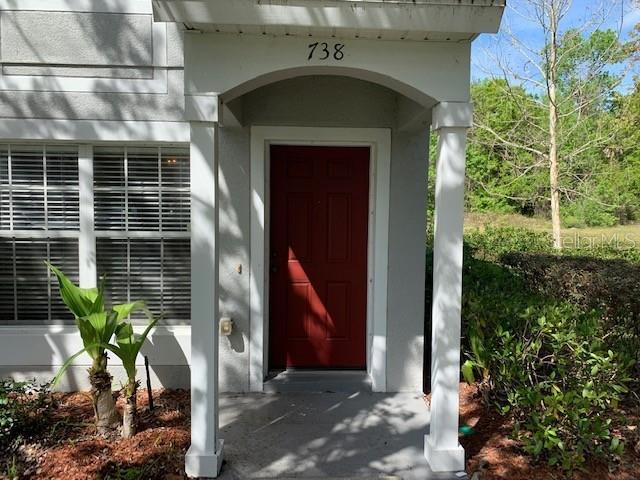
[388,129,430,392]
[1,11,154,66]
[0,8,185,122]
[218,127,253,392]
[0,5,436,393]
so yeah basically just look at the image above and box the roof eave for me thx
[153,0,505,37]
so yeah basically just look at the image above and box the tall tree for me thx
[473,0,632,248]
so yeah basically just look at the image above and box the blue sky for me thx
[472,0,639,89]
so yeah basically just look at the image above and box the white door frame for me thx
[249,126,390,392]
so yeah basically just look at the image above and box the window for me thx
[0,144,191,326]
[94,147,190,324]
[0,145,80,325]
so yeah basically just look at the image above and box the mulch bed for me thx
[4,390,190,479]
[2,384,639,479]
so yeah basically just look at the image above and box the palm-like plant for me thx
[47,263,117,434]
[109,318,158,438]
[47,263,149,435]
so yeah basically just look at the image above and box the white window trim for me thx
[0,119,190,144]
[78,145,96,288]
[249,126,391,393]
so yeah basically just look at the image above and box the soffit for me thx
[153,0,506,42]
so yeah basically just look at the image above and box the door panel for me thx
[269,145,369,369]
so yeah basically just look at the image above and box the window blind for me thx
[94,146,191,325]
[0,144,191,327]
[0,145,80,325]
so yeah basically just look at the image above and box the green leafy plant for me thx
[5,456,19,480]
[493,308,629,469]
[454,228,636,470]
[47,263,151,436]
[0,379,53,451]
[109,317,158,438]
[47,263,119,434]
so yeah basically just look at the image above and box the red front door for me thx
[269,145,369,369]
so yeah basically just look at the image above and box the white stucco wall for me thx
[224,76,429,392]
[388,129,430,391]
[0,5,190,390]
[2,11,153,66]
[218,127,253,392]
[0,3,461,393]
[0,8,185,122]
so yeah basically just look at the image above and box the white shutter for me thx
[161,148,190,232]
[129,239,162,318]
[96,238,129,306]
[97,238,191,324]
[14,239,49,322]
[0,239,15,321]
[48,239,80,321]
[0,144,190,326]
[128,147,160,231]
[11,146,46,230]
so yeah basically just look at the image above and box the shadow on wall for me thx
[0,8,184,124]
[1,11,443,395]
[0,10,187,388]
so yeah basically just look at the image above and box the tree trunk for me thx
[122,378,138,439]
[89,353,120,436]
[548,2,563,250]
[549,92,562,249]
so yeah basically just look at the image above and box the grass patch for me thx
[465,212,640,249]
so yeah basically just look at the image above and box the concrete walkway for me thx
[217,392,467,480]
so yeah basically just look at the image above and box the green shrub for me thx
[465,226,553,261]
[457,227,638,470]
[562,200,619,227]
[573,243,640,263]
[463,272,631,469]
[488,307,628,468]
[0,379,53,451]
[501,252,640,371]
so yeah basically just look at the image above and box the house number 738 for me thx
[308,42,345,61]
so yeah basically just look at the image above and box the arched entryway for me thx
[151,0,505,476]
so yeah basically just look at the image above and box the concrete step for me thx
[263,370,372,393]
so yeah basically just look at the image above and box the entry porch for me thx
[218,390,438,480]
[151,0,505,477]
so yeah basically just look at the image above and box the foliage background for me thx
[464,20,640,228]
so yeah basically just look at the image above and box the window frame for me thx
[0,143,81,324]
[0,142,191,326]
[93,145,191,323]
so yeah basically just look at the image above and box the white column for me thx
[425,102,472,473]
[185,120,224,478]
[78,145,96,289]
